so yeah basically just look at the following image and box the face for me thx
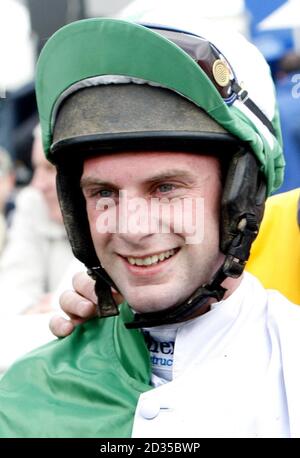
[81,151,224,313]
[30,134,62,223]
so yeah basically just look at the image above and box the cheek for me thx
[86,203,100,244]
[173,193,220,245]
[203,183,221,226]
[86,204,112,256]
[202,205,220,246]
[86,201,96,228]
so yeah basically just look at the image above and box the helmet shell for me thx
[36,18,284,195]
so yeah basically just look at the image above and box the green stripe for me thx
[0,304,151,437]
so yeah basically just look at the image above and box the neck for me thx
[183,274,243,322]
[222,274,243,300]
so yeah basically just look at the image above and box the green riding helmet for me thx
[35,17,284,327]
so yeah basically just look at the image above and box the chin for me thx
[124,286,187,314]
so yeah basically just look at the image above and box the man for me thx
[50,187,300,338]
[0,14,299,438]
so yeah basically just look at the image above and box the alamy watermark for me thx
[95,190,205,244]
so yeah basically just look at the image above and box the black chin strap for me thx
[126,213,258,328]
[87,262,227,327]
[125,265,227,329]
[87,267,119,318]
[87,213,258,328]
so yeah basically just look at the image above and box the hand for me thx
[49,271,123,337]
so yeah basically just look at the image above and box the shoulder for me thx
[245,274,300,345]
[2,316,115,376]
[0,319,112,436]
[265,289,300,337]
[0,309,150,437]
[0,302,148,392]
[0,317,115,399]
[242,273,300,321]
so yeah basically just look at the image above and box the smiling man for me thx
[1,12,300,438]
[81,151,224,315]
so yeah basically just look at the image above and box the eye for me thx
[157,183,176,194]
[98,189,115,198]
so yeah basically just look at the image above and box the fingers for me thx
[71,271,124,305]
[51,270,125,339]
[49,315,75,338]
[59,289,97,320]
[72,271,97,304]
[51,287,97,338]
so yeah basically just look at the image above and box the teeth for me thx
[127,249,176,266]
[144,257,152,266]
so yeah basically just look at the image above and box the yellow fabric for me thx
[246,188,300,304]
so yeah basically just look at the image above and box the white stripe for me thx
[233,99,275,149]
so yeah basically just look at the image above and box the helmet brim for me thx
[52,84,239,160]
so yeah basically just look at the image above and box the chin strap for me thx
[87,266,119,318]
[125,266,227,329]
[125,213,258,328]
[87,213,258,327]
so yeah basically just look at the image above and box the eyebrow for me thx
[80,169,196,189]
[80,177,116,189]
[145,169,196,184]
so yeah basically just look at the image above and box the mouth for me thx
[119,248,181,268]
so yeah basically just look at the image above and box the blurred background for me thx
[0,0,300,373]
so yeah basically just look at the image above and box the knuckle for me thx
[72,271,86,290]
[49,316,62,336]
[59,289,76,313]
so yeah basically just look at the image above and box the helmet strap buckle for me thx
[222,214,258,278]
[87,267,119,318]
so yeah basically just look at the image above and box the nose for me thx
[115,195,160,247]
